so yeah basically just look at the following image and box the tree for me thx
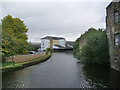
[2,15,29,58]
[0,24,2,61]
[73,37,80,59]
[73,28,110,65]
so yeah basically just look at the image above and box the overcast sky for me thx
[1,0,112,42]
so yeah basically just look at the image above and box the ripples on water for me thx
[2,52,120,88]
[82,64,120,88]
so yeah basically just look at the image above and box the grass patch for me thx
[1,52,51,71]
[2,64,22,69]
[1,62,14,67]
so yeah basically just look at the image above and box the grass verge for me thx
[1,52,52,72]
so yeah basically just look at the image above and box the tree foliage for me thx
[73,37,80,59]
[0,24,2,60]
[73,28,110,65]
[29,42,40,52]
[2,15,29,58]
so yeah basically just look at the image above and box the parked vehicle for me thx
[30,51,36,54]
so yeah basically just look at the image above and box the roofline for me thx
[106,0,120,9]
[41,36,65,39]
[106,2,112,9]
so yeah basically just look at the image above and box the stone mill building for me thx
[106,1,120,71]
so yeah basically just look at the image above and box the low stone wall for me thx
[4,52,46,63]
[2,53,51,72]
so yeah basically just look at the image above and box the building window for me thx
[114,11,120,23]
[115,33,120,46]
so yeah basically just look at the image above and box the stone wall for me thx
[4,52,46,63]
[106,1,120,71]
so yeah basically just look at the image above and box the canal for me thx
[2,52,120,88]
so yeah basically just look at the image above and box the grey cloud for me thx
[2,2,111,42]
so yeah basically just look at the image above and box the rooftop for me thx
[41,36,65,40]
[66,41,75,46]
[106,0,120,9]
[54,45,65,49]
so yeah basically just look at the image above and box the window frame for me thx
[114,32,120,46]
[114,10,120,23]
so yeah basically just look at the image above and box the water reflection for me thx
[82,65,120,88]
[2,52,120,88]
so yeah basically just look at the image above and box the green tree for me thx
[2,15,29,58]
[0,24,2,62]
[74,28,110,65]
[29,42,40,52]
[73,37,80,59]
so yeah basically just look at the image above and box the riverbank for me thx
[1,52,52,72]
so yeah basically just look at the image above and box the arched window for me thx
[114,11,120,23]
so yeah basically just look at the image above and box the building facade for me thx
[41,36,66,51]
[106,1,120,71]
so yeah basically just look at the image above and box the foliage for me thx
[1,62,14,67]
[0,24,2,62]
[46,48,53,52]
[2,15,29,59]
[29,45,39,52]
[73,37,80,59]
[29,42,40,52]
[73,27,110,65]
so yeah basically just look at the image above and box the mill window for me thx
[114,11,120,23]
[42,43,44,46]
[115,33,120,46]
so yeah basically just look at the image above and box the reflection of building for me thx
[41,36,66,51]
[66,41,75,48]
[106,1,120,71]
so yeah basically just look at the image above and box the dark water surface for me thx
[2,52,120,88]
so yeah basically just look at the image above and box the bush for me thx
[45,48,53,53]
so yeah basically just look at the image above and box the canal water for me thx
[2,52,120,88]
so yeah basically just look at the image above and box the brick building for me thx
[106,1,120,71]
